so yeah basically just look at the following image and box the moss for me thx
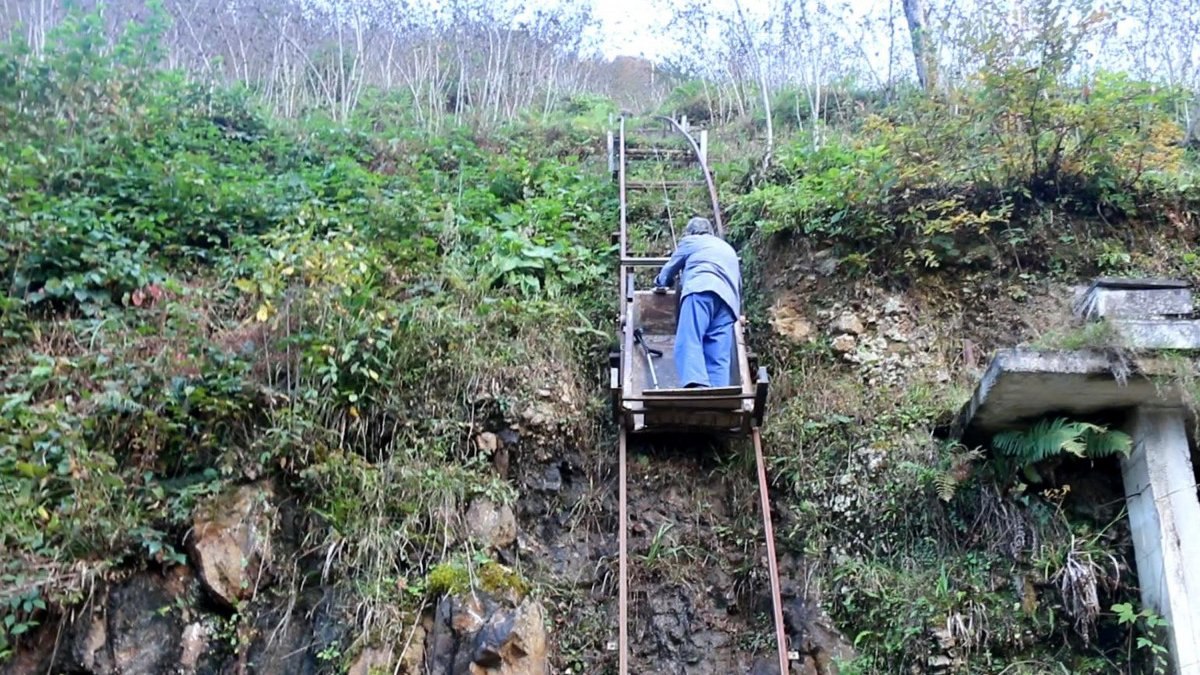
[425,560,529,599]
[478,562,530,598]
[425,562,470,595]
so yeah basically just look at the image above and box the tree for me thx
[900,0,935,90]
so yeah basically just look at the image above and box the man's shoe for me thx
[683,382,709,388]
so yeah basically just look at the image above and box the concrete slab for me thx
[953,349,1188,436]
[1074,286,1194,321]
[1112,320,1200,350]
[1122,408,1200,675]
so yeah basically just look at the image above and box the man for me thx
[653,217,742,388]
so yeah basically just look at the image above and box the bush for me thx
[732,12,1194,274]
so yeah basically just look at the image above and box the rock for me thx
[476,432,499,454]
[466,497,518,551]
[188,481,275,608]
[539,465,562,493]
[814,251,839,276]
[426,593,548,675]
[831,312,864,336]
[348,646,394,675]
[179,623,208,673]
[401,624,427,674]
[769,303,814,344]
[38,569,199,675]
[244,586,342,675]
[883,296,905,314]
[831,334,857,355]
[783,594,856,675]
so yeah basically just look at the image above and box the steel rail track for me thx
[613,116,789,674]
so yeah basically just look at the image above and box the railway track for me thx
[607,116,791,674]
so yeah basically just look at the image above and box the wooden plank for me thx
[642,409,746,429]
[625,180,704,190]
[641,385,742,397]
[642,397,747,410]
[734,317,753,396]
[621,291,636,425]
[620,257,671,266]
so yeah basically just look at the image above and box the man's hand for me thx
[652,286,668,295]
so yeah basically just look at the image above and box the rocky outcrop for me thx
[425,593,547,675]
[1,568,218,675]
[187,481,275,607]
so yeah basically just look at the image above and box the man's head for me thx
[685,217,715,237]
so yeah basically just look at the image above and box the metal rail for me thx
[613,116,789,674]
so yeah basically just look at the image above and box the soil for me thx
[514,435,790,674]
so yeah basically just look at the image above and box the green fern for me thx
[991,417,1132,483]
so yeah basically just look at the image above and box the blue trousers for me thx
[675,291,736,387]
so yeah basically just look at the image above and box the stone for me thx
[188,481,275,608]
[426,594,547,675]
[348,646,395,675]
[466,497,518,550]
[539,465,562,493]
[41,570,197,675]
[882,296,905,314]
[769,303,814,343]
[830,334,856,355]
[179,623,207,673]
[476,432,499,454]
[831,312,864,336]
[400,624,427,674]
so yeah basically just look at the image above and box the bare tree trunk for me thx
[901,0,935,90]
[733,0,773,170]
[1186,94,1200,146]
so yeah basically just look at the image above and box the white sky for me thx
[585,0,893,63]
[587,0,678,60]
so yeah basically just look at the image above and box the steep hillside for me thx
[4,7,1200,675]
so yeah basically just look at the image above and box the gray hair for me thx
[685,217,714,236]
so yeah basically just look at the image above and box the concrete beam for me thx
[953,349,1188,436]
[1122,408,1200,675]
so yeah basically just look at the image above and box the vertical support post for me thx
[607,130,615,174]
[618,428,629,675]
[699,130,708,166]
[1122,407,1200,675]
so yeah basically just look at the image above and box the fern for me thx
[934,472,958,502]
[991,417,1132,483]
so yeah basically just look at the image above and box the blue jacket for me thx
[654,234,741,316]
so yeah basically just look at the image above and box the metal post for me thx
[618,429,629,675]
[607,130,615,174]
[699,130,708,166]
[753,428,791,674]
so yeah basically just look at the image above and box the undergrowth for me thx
[0,6,613,663]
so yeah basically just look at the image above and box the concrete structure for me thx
[957,278,1200,674]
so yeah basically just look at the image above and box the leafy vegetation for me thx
[992,418,1132,482]
[1,0,1196,672]
[730,9,1199,275]
[0,6,614,662]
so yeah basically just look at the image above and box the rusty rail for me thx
[613,115,789,674]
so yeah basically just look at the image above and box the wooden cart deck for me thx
[614,287,764,435]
